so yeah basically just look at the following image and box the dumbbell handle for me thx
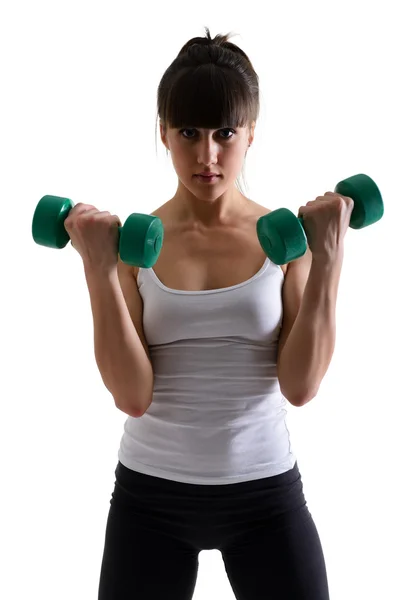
[296,188,352,230]
[64,204,125,241]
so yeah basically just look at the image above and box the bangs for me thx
[160,64,255,130]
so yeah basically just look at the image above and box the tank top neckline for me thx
[140,255,282,295]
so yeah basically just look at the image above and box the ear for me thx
[160,121,170,150]
[248,120,256,146]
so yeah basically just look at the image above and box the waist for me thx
[118,391,294,485]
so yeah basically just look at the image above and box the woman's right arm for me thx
[84,259,154,418]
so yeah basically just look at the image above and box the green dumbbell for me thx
[256,174,384,265]
[32,195,164,268]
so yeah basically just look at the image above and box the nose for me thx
[197,134,219,167]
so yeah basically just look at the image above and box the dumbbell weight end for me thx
[32,195,74,249]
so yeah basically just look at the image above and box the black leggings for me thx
[98,461,330,599]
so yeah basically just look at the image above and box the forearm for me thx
[278,251,344,406]
[84,267,153,416]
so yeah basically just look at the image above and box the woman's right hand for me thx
[64,203,122,274]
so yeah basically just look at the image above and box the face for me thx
[160,122,255,201]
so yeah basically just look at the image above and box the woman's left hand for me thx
[298,192,354,262]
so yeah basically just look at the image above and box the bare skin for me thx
[132,198,287,291]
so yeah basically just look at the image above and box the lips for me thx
[196,172,220,177]
[195,174,220,184]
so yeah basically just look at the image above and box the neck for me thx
[171,183,249,227]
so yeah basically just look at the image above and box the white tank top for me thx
[117,256,296,485]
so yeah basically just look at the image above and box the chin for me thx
[188,175,227,195]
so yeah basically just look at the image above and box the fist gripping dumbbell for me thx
[32,195,164,268]
[256,174,384,265]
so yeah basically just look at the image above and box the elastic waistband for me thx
[115,461,301,499]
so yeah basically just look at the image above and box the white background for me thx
[1,1,399,598]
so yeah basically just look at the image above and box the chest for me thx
[145,222,287,292]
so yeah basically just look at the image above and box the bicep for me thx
[277,246,313,364]
[117,258,151,363]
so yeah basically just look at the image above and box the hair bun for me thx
[178,27,251,64]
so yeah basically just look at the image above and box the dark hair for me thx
[155,27,260,194]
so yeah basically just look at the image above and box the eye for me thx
[179,128,236,140]
[179,128,197,139]
[219,128,236,139]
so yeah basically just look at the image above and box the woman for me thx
[66,27,352,600]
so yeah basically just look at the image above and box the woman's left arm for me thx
[277,190,353,406]
[277,249,344,407]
